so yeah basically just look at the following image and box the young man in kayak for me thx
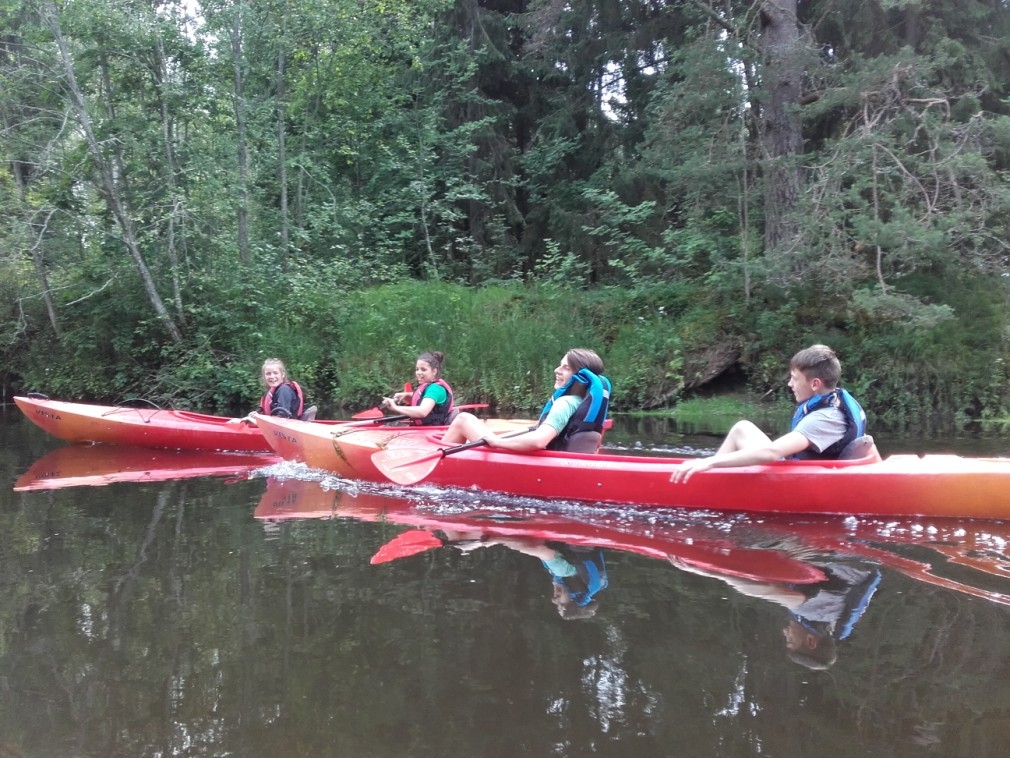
[379,350,454,425]
[439,347,610,453]
[669,344,867,483]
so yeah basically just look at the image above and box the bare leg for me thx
[439,412,491,444]
[716,420,772,454]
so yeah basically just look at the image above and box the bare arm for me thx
[483,424,558,452]
[670,430,811,483]
[380,395,435,419]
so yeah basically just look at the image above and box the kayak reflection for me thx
[14,444,279,491]
[253,478,829,588]
[255,478,1010,667]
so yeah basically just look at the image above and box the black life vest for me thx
[411,379,454,426]
[538,368,611,452]
[790,387,866,460]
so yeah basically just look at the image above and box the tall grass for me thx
[335,282,604,410]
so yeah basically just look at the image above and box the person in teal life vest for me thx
[439,347,611,453]
[669,344,867,483]
[380,350,455,425]
[232,357,311,423]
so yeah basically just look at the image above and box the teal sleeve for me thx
[422,384,448,405]
[540,395,581,435]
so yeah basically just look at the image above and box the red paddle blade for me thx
[370,530,442,564]
[371,447,445,485]
[352,407,385,420]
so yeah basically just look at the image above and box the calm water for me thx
[4,406,1010,757]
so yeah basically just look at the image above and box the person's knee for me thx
[442,412,475,443]
[729,419,762,436]
[721,419,767,451]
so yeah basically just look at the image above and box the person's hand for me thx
[380,397,396,411]
[669,457,712,484]
[392,391,410,403]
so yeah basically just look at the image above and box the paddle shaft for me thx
[371,426,538,486]
[343,414,411,427]
[409,426,535,466]
[351,402,488,422]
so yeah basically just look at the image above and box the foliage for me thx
[3,0,1010,423]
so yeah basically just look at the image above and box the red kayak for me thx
[13,395,486,452]
[250,416,1010,518]
[15,395,287,451]
[14,445,278,491]
[253,478,827,584]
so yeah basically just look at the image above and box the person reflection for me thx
[442,532,608,620]
[671,556,881,669]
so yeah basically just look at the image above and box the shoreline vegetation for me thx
[6,2,1010,444]
[9,281,1010,436]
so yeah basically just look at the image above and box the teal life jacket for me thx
[538,368,611,452]
[542,545,608,607]
[790,387,865,460]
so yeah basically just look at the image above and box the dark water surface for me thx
[4,406,1010,757]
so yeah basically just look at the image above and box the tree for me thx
[40,0,183,342]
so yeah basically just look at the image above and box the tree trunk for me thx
[276,10,290,268]
[231,1,251,266]
[758,0,804,274]
[42,0,183,343]
[154,33,187,325]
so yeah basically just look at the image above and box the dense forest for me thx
[3,0,1010,423]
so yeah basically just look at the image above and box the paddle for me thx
[340,414,411,427]
[370,530,444,564]
[352,402,490,421]
[351,407,386,420]
[372,426,536,486]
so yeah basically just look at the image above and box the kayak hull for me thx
[15,396,426,452]
[15,396,276,451]
[252,419,1010,518]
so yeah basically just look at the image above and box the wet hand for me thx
[669,457,711,484]
[380,397,396,410]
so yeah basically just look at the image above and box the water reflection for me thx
[675,551,881,669]
[13,443,278,491]
[8,432,1010,755]
[385,529,611,619]
[254,473,1010,672]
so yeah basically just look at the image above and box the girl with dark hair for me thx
[380,351,455,425]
